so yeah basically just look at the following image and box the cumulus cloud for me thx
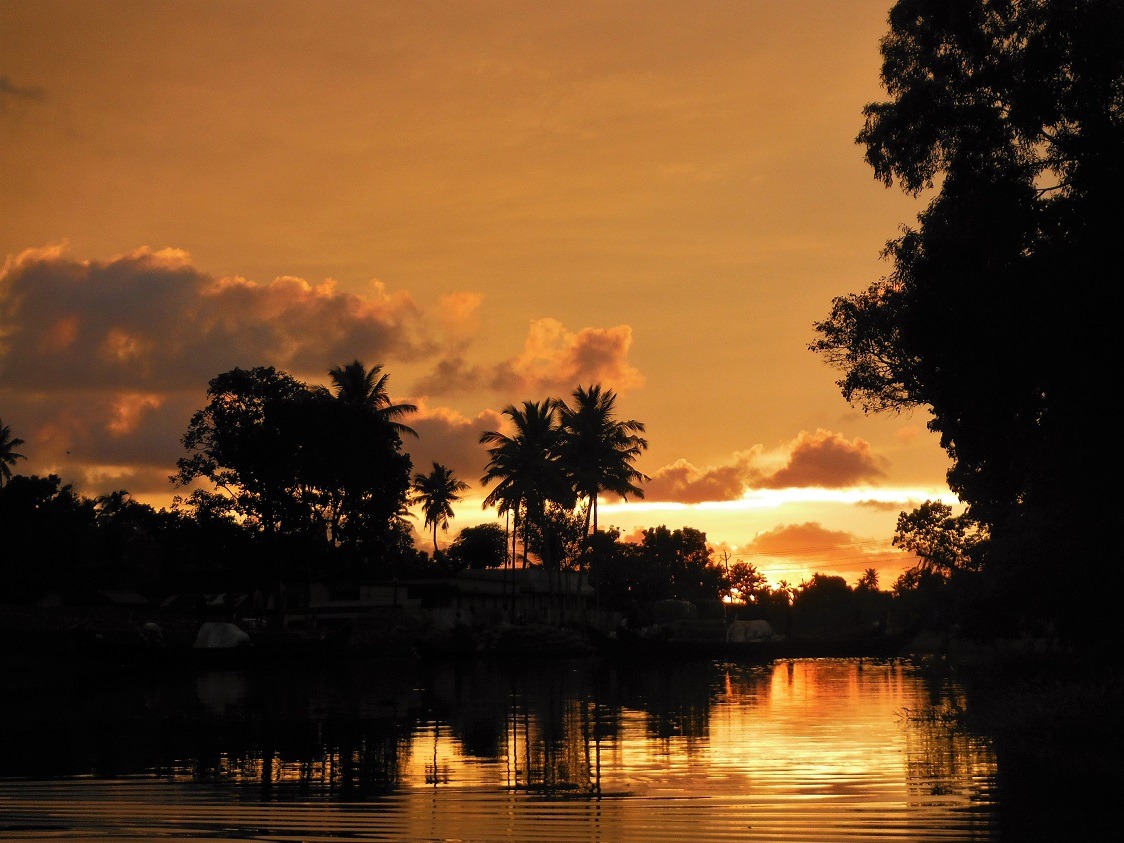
[436,291,484,346]
[644,452,760,504]
[0,245,657,505]
[758,429,887,489]
[0,245,503,499]
[401,401,505,491]
[411,355,491,396]
[0,245,435,392]
[735,522,915,584]
[417,317,644,399]
[742,522,857,558]
[495,318,644,395]
[644,430,888,504]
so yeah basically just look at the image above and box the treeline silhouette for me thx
[2,365,955,642]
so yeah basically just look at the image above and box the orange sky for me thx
[0,0,957,588]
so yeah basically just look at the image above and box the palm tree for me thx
[480,400,573,568]
[411,462,469,556]
[556,384,648,539]
[328,359,418,438]
[0,419,26,487]
[480,400,574,623]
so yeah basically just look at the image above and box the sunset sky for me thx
[0,0,958,588]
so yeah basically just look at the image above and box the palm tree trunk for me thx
[575,493,595,626]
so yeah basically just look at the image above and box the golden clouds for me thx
[645,430,888,505]
[107,392,165,436]
[494,318,644,394]
[0,245,650,502]
[0,246,433,391]
[644,454,758,504]
[760,428,887,489]
[415,317,644,399]
[437,292,484,345]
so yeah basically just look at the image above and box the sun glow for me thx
[600,486,960,513]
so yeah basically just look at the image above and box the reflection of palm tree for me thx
[0,419,26,487]
[556,384,648,538]
[328,359,418,438]
[411,462,469,555]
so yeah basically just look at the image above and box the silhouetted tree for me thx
[810,0,1123,645]
[792,573,855,637]
[0,419,25,487]
[556,384,648,538]
[727,560,768,604]
[479,401,574,570]
[0,474,95,600]
[411,462,469,556]
[447,523,508,570]
[893,500,987,576]
[327,359,418,438]
[175,365,412,586]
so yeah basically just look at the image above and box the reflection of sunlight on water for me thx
[0,658,1000,841]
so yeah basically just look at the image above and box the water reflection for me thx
[0,657,1003,840]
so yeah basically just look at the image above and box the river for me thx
[0,654,1071,841]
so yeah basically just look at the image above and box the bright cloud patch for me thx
[415,317,645,399]
[743,522,858,558]
[734,522,914,585]
[757,428,887,489]
[645,430,888,504]
[644,453,759,504]
[493,318,644,396]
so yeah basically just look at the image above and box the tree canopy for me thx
[175,364,414,575]
[810,0,1123,644]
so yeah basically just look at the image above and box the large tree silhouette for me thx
[810,0,1122,644]
[176,366,412,576]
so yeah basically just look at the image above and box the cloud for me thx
[0,245,436,393]
[436,291,484,346]
[644,453,760,504]
[418,317,644,399]
[411,355,492,397]
[493,318,644,396]
[644,430,888,504]
[402,400,504,491]
[734,522,916,584]
[757,429,887,489]
[1,387,199,469]
[742,522,857,559]
[0,76,46,108]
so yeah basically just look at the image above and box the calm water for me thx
[0,656,1004,841]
